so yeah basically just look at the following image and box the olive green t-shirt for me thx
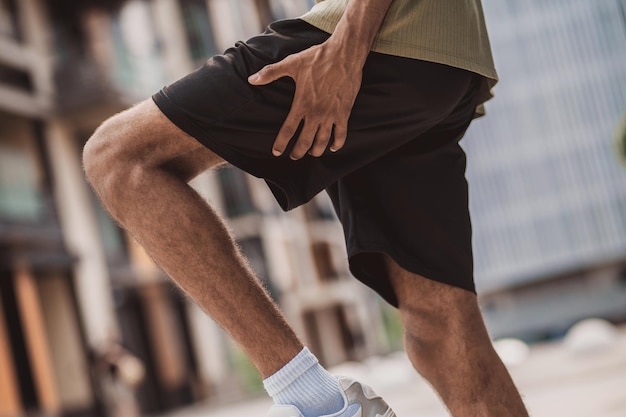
[300,0,498,116]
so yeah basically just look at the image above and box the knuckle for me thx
[334,125,348,138]
[295,137,313,150]
[280,125,296,138]
[315,134,330,148]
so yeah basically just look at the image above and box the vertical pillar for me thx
[152,0,195,80]
[207,0,239,50]
[18,0,53,109]
[45,119,118,346]
[0,296,22,417]
[14,264,60,414]
[126,237,161,282]
[118,0,166,96]
[253,0,274,27]
[185,302,229,394]
[141,284,186,391]
[37,274,94,409]
[315,307,347,367]
[82,9,117,78]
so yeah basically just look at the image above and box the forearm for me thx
[327,0,394,64]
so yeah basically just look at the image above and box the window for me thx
[91,192,128,263]
[180,0,218,63]
[0,0,19,40]
[268,0,312,21]
[0,63,34,93]
[0,114,47,222]
[311,242,338,281]
[217,167,257,217]
[303,194,335,221]
[109,0,167,97]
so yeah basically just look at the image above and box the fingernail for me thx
[330,147,338,152]
[248,74,259,83]
[272,149,282,156]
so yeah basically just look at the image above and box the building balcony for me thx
[0,220,75,272]
[0,37,52,117]
[53,57,135,120]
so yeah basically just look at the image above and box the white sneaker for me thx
[265,376,396,417]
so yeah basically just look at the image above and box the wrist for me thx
[325,31,371,66]
[326,0,394,65]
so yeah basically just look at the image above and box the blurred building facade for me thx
[0,1,99,417]
[2,1,626,417]
[0,1,389,417]
[466,0,626,339]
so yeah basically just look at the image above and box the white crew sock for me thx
[263,347,345,417]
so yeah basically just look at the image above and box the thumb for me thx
[248,62,287,85]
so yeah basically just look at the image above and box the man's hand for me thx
[248,41,362,160]
[249,0,393,160]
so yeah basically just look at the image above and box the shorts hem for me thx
[348,245,476,308]
[151,91,298,211]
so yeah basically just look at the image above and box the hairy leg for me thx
[83,100,302,377]
[386,257,529,417]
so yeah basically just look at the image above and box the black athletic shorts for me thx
[152,19,481,306]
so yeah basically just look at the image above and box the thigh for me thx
[326,97,479,307]
[87,100,217,167]
[151,19,478,211]
[87,99,225,174]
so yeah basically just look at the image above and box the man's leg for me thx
[83,100,303,377]
[386,257,529,417]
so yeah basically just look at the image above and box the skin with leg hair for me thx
[386,256,530,417]
[83,100,303,378]
[84,100,530,415]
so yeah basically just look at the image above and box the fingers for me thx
[249,50,355,158]
[273,113,347,160]
[309,124,333,157]
[272,110,302,157]
[248,62,289,86]
[273,113,338,160]
[330,121,348,152]
[289,118,319,160]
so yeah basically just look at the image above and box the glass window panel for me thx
[180,0,219,62]
[0,0,18,39]
[91,191,127,261]
[467,0,626,288]
[0,114,46,222]
[217,167,257,217]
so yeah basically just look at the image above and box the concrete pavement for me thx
[160,327,626,417]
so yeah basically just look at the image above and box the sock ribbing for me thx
[263,347,319,396]
[263,347,344,417]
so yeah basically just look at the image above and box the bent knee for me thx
[83,115,122,186]
[83,99,214,187]
[82,101,162,204]
[84,101,165,182]
[83,102,146,171]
